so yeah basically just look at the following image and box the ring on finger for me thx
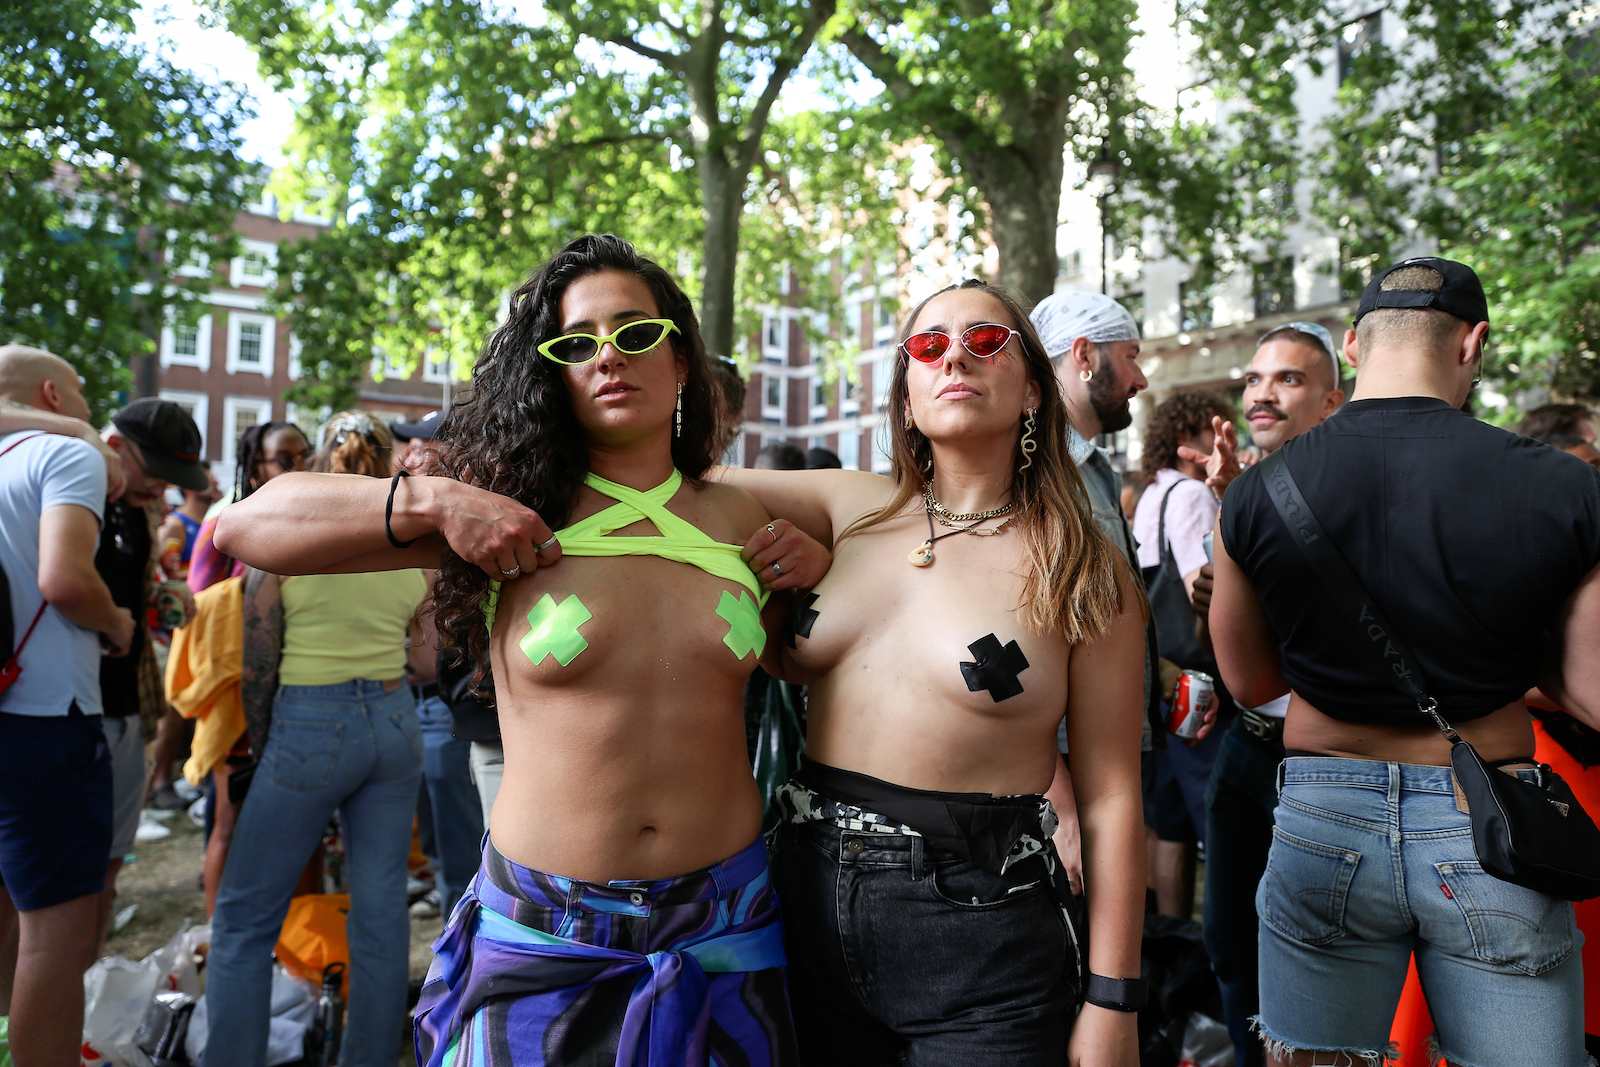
[537,534,558,552]
[770,560,783,577]
[499,564,521,578]
[765,522,778,547]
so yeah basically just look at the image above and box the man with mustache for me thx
[1189,321,1344,1067]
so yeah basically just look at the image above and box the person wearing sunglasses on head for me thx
[214,234,832,1067]
[713,280,1149,1066]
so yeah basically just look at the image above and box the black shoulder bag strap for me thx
[1256,449,1449,732]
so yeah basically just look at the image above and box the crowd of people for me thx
[0,238,1598,1067]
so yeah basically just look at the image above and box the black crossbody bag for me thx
[1260,449,1600,901]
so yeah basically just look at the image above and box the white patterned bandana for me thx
[1030,291,1140,359]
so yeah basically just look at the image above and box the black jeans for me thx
[1200,720,1283,1067]
[770,819,1078,1067]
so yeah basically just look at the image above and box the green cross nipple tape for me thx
[717,589,766,660]
[520,593,592,667]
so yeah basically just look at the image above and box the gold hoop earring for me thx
[1079,369,1093,383]
[904,410,915,431]
[1018,407,1038,474]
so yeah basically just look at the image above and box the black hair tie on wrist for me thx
[1085,974,1149,1013]
[386,470,417,549]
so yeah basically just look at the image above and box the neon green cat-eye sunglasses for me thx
[537,319,681,365]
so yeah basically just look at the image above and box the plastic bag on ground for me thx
[185,965,316,1066]
[84,921,209,1067]
[1178,1012,1236,1067]
[82,956,162,1067]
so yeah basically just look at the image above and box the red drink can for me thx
[1168,670,1214,739]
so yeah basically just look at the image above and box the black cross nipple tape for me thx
[788,592,821,648]
[960,633,1030,702]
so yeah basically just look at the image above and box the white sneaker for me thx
[409,889,441,918]
[135,810,172,842]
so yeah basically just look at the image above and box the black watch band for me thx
[1085,973,1148,1013]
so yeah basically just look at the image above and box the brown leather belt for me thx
[1240,708,1285,742]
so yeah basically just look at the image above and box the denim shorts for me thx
[1257,756,1589,1067]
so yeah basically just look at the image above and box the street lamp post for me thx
[1087,143,1123,296]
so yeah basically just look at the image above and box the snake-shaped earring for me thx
[1018,407,1038,474]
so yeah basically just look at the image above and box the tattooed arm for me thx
[241,567,284,755]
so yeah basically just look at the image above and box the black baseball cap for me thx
[111,397,209,491]
[390,410,443,442]
[1354,257,1489,328]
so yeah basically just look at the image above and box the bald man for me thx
[0,345,135,1067]
[0,346,125,498]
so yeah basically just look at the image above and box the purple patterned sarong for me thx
[413,835,798,1067]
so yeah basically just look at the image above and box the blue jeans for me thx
[203,681,422,1067]
[1202,721,1281,1067]
[1258,756,1588,1067]
[416,694,483,914]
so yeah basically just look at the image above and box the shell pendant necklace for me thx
[908,486,1019,567]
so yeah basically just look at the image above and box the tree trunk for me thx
[697,150,745,360]
[973,148,1067,304]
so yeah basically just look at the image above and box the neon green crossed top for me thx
[484,470,770,667]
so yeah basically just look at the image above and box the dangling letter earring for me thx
[1018,407,1038,474]
[675,382,683,438]
[1079,368,1093,383]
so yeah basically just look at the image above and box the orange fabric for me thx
[164,575,245,784]
[410,815,429,872]
[275,892,351,985]
[1389,718,1600,1058]
[1389,957,1436,1066]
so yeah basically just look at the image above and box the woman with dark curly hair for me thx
[214,235,828,1066]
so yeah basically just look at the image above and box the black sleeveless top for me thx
[1220,397,1600,726]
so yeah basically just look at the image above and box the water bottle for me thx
[310,961,346,1066]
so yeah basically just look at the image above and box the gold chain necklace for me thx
[909,495,1021,567]
[922,483,1014,523]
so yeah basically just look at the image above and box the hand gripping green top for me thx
[483,470,771,663]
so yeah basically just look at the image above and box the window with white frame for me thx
[287,333,302,380]
[839,429,861,471]
[167,233,210,279]
[377,346,408,381]
[221,396,273,476]
[422,346,455,384]
[763,315,785,361]
[159,391,209,461]
[873,356,893,410]
[229,239,278,288]
[284,403,330,445]
[160,312,212,370]
[226,312,276,376]
[812,377,828,409]
[763,374,784,411]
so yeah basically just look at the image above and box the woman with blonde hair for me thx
[718,279,1150,1065]
[202,411,430,1067]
